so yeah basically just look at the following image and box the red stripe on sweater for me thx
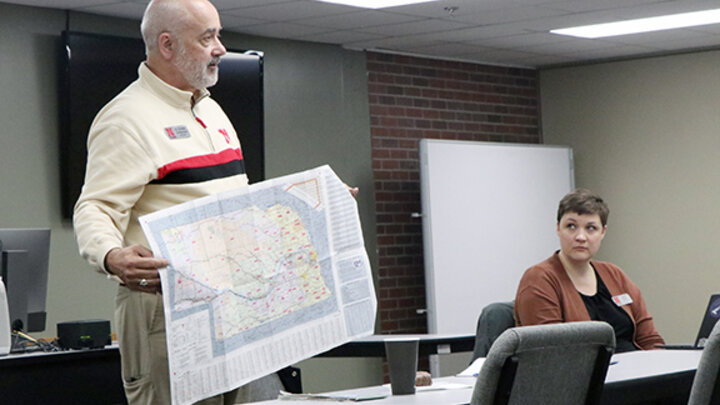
[156,148,244,180]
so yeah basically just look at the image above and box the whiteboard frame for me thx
[419,139,574,335]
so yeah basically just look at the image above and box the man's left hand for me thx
[345,183,359,197]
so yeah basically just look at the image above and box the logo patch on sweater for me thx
[164,125,191,139]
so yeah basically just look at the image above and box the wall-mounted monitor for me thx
[58,31,265,219]
[0,228,51,333]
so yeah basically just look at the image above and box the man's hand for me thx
[105,245,169,294]
[344,183,359,198]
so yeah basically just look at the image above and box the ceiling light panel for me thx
[316,0,440,9]
[551,8,720,38]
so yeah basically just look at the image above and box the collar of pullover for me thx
[136,62,210,109]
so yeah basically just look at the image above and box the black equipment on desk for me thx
[57,319,111,350]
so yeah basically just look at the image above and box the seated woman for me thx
[514,189,664,352]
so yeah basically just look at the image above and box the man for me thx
[74,0,247,403]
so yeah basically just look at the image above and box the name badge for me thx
[612,293,633,306]
[164,125,191,139]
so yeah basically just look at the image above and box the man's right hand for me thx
[105,245,169,294]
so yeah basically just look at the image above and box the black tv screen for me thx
[59,31,264,219]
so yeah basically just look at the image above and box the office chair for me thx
[471,301,516,362]
[470,321,615,405]
[687,320,720,405]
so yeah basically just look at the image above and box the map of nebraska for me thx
[140,165,375,405]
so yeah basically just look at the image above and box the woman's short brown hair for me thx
[557,189,609,226]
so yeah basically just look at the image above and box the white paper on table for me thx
[457,357,485,377]
[278,387,389,402]
[416,381,475,392]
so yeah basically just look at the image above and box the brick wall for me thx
[367,51,541,335]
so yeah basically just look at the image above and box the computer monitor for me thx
[0,229,50,332]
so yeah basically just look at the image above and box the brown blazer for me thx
[515,252,664,350]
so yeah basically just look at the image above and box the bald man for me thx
[74,0,247,403]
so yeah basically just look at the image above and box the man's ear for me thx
[158,32,175,60]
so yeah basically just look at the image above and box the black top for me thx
[580,268,638,353]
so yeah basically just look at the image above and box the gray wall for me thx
[540,49,720,344]
[0,2,380,392]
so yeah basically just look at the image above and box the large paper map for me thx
[140,165,376,405]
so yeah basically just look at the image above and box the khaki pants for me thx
[115,285,238,405]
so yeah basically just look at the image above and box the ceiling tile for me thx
[466,32,573,49]
[561,43,663,63]
[520,37,626,54]
[345,34,443,51]
[1,0,119,7]
[405,41,493,56]
[213,0,294,9]
[297,29,385,44]
[689,24,720,35]
[219,15,270,31]
[376,0,522,18]
[652,35,720,51]
[539,0,668,14]
[76,2,147,19]
[222,1,350,21]
[445,5,569,26]
[292,9,423,30]
[608,29,720,49]
[238,21,333,39]
[462,47,559,66]
[356,17,472,36]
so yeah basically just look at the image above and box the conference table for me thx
[0,336,700,404]
[0,334,473,404]
[248,349,704,405]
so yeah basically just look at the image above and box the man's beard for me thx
[174,43,220,90]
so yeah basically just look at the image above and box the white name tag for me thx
[164,125,191,139]
[612,293,633,306]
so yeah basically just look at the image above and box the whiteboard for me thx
[419,140,574,335]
